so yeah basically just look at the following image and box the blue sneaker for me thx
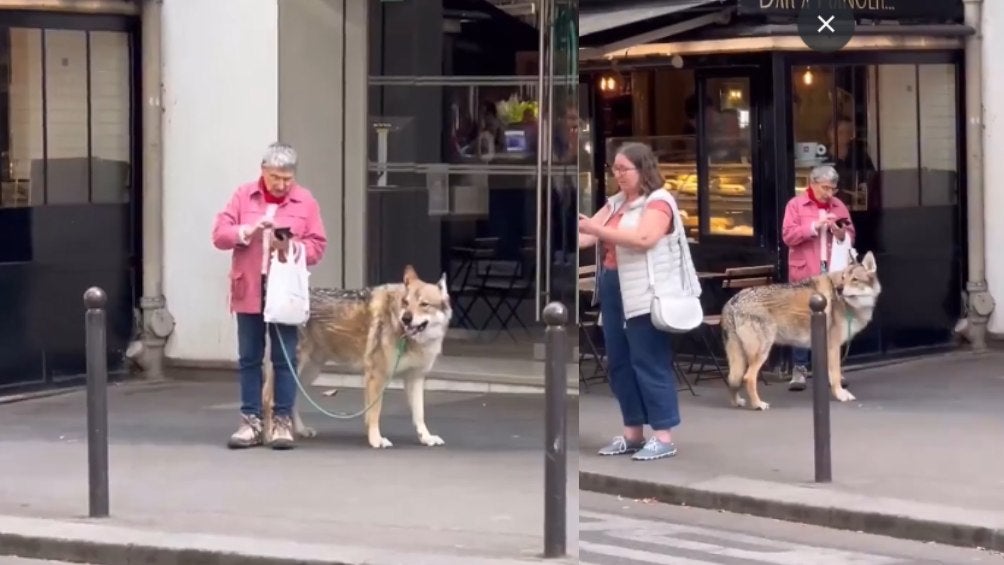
[597,436,646,456]
[631,437,678,461]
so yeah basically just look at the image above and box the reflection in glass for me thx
[4,28,43,208]
[43,29,89,205]
[366,0,576,355]
[89,31,132,204]
[791,63,957,211]
[917,64,958,207]
[703,77,753,237]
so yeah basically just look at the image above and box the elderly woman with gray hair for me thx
[212,142,328,450]
[781,164,855,391]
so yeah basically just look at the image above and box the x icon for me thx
[817,15,835,33]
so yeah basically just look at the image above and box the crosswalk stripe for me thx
[581,540,720,564]
[579,511,902,565]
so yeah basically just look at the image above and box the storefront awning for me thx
[579,0,724,37]
[580,0,735,58]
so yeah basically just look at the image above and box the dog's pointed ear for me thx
[848,248,859,265]
[403,264,418,285]
[861,251,877,274]
[437,272,449,298]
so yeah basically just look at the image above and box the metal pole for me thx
[962,0,994,349]
[542,301,567,558]
[809,293,831,483]
[138,0,174,380]
[84,286,110,517]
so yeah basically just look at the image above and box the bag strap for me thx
[646,198,697,297]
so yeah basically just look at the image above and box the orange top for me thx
[601,200,673,270]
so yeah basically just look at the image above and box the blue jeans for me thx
[793,347,810,368]
[236,313,298,418]
[598,269,682,430]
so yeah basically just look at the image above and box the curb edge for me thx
[579,471,1004,553]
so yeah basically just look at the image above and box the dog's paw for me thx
[296,426,318,439]
[420,434,445,447]
[835,388,856,402]
[730,396,747,409]
[752,401,770,411]
[369,436,393,449]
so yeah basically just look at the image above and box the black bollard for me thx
[542,301,568,558]
[84,286,110,517]
[809,293,832,483]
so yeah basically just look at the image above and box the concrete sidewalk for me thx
[0,379,578,564]
[579,350,1004,552]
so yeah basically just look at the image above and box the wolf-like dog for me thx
[262,265,452,448]
[720,250,882,411]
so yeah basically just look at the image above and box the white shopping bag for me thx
[263,241,310,326]
[829,236,855,272]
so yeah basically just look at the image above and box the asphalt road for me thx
[579,491,1001,564]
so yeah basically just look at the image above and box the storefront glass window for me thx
[703,76,753,237]
[791,63,958,211]
[367,1,576,355]
[598,67,756,241]
[0,27,133,209]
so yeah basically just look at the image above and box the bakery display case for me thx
[604,135,754,240]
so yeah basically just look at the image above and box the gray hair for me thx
[261,142,298,171]
[809,164,839,186]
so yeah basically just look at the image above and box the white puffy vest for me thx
[596,190,698,320]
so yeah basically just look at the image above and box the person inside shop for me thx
[211,142,328,450]
[780,164,854,392]
[551,101,582,266]
[476,100,506,159]
[825,116,876,208]
[707,108,748,163]
[578,141,692,462]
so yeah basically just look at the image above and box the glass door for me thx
[534,0,578,325]
[695,70,757,241]
[366,0,574,360]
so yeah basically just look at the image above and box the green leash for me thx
[272,324,407,420]
[842,308,853,362]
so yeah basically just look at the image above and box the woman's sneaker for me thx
[631,437,678,461]
[227,414,263,449]
[597,435,646,456]
[269,414,296,450]
[789,365,808,391]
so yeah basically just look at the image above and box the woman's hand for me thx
[578,213,601,236]
[250,217,274,237]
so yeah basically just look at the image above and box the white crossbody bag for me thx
[645,205,703,333]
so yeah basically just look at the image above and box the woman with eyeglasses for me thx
[578,142,698,462]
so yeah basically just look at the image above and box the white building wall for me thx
[162,0,279,361]
[160,0,367,363]
[982,0,1004,334]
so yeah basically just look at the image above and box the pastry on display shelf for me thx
[709,216,734,232]
[716,183,748,196]
[724,225,754,236]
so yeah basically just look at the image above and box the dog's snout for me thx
[402,311,413,325]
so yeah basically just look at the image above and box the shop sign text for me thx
[737,0,962,20]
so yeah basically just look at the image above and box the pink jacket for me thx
[781,193,855,283]
[211,179,328,314]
